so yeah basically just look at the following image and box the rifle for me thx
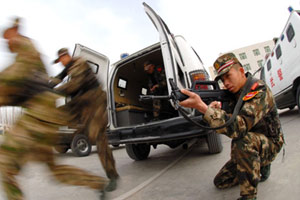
[140,79,233,107]
[140,77,254,130]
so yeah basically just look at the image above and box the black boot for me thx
[260,164,271,182]
[99,190,106,200]
[105,177,119,192]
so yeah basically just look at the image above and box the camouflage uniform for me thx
[204,53,284,199]
[0,21,107,200]
[146,66,167,118]
[55,55,119,180]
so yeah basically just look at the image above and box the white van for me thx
[261,9,300,110]
[59,3,224,160]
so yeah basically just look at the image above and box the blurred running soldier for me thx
[0,18,108,200]
[52,47,119,192]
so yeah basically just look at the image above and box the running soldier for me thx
[0,18,108,200]
[179,53,284,200]
[52,47,119,192]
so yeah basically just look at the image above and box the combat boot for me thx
[105,176,119,192]
[99,190,106,200]
[260,164,271,182]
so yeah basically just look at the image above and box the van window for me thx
[286,24,295,42]
[87,61,99,74]
[267,60,272,71]
[275,45,282,59]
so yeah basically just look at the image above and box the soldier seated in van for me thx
[143,60,167,121]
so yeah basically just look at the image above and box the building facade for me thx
[208,40,275,79]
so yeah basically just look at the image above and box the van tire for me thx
[207,131,223,154]
[125,143,150,161]
[297,86,300,113]
[71,134,91,157]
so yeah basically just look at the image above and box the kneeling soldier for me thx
[179,53,284,200]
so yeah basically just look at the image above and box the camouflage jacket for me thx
[204,79,283,142]
[0,34,70,143]
[0,35,48,106]
[56,57,100,97]
[147,66,167,95]
[55,57,106,129]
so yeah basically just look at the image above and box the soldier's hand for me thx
[209,101,222,109]
[150,84,159,92]
[48,77,62,88]
[179,89,208,114]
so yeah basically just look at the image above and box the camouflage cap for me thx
[53,48,69,63]
[213,53,240,80]
[3,17,20,39]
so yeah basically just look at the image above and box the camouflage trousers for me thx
[0,91,108,200]
[214,132,284,197]
[0,126,108,200]
[91,109,119,179]
[72,88,119,179]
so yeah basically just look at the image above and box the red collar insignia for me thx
[251,82,259,91]
[157,67,162,72]
[243,91,259,101]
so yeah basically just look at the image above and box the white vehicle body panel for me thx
[262,10,300,109]
[73,44,110,91]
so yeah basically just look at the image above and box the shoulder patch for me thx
[243,91,259,101]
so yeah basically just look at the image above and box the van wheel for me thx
[54,145,69,154]
[125,143,150,161]
[206,131,223,154]
[71,134,91,157]
[297,86,300,113]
